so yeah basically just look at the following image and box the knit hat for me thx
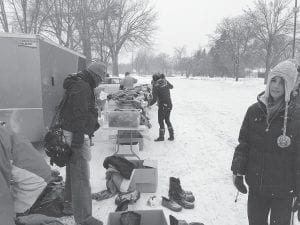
[265,60,298,102]
[87,61,106,78]
[264,60,298,148]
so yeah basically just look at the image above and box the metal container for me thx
[0,33,86,142]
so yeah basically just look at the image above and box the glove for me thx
[71,132,84,148]
[292,197,300,221]
[233,175,247,194]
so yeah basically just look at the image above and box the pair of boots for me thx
[162,177,195,211]
[169,177,195,209]
[169,215,204,225]
[155,127,174,141]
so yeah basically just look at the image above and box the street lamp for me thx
[292,0,298,58]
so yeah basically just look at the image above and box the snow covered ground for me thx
[57,76,299,225]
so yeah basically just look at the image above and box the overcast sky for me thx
[120,0,256,62]
[150,0,255,54]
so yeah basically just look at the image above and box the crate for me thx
[125,158,158,193]
[108,110,140,128]
[107,210,167,225]
[117,130,144,151]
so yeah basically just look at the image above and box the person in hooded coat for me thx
[0,125,52,225]
[60,62,106,225]
[231,60,300,225]
[148,73,174,141]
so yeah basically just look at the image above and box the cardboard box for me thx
[107,210,168,225]
[125,158,158,193]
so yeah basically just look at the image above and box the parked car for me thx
[97,76,122,94]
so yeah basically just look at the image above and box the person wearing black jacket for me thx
[231,60,300,225]
[60,62,106,225]
[149,73,174,141]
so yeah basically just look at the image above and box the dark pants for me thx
[248,191,293,225]
[158,104,172,129]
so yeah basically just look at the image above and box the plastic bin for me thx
[108,110,140,128]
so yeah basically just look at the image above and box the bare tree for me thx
[43,0,80,49]
[173,46,186,76]
[213,15,255,81]
[245,0,293,82]
[0,0,9,32]
[8,0,51,33]
[103,0,157,75]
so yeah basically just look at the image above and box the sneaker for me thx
[62,201,73,216]
[115,190,140,205]
[161,196,182,212]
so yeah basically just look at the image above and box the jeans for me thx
[247,190,293,225]
[158,104,172,129]
[63,130,92,224]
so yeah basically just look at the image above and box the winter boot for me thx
[173,177,195,202]
[120,211,141,225]
[154,129,165,141]
[169,177,195,203]
[169,184,194,209]
[168,127,174,141]
[161,196,182,212]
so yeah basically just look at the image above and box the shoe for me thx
[161,196,182,212]
[154,129,165,141]
[169,177,195,202]
[62,201,73,216]
[92,190,116,201]
[168,127,174,141]
[81,217,103,225]
[171,196,194,209]
[115,199,130,212]
[115,190,140,205]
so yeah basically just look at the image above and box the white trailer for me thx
[0,33,86,142]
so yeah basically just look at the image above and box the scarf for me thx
[266,96,285,122]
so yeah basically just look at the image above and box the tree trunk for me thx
[0,0,9,32]
[264,42,272,84]
[112,50,119,76]
[264,54,271,84]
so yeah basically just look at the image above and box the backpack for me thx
[44,93,71,167]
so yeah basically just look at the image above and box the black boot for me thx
[154,129,165,141]
[168,127,174,141]
[169,178,194,209]
[169,177,195,203]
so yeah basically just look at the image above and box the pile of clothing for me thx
[91,156,142,211]
[107,85,152,128]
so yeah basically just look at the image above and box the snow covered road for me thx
[60,77,299,225]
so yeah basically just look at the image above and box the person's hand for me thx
[292,197,300,221]
[232,174,247,194]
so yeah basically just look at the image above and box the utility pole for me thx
[292,0,298,58]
